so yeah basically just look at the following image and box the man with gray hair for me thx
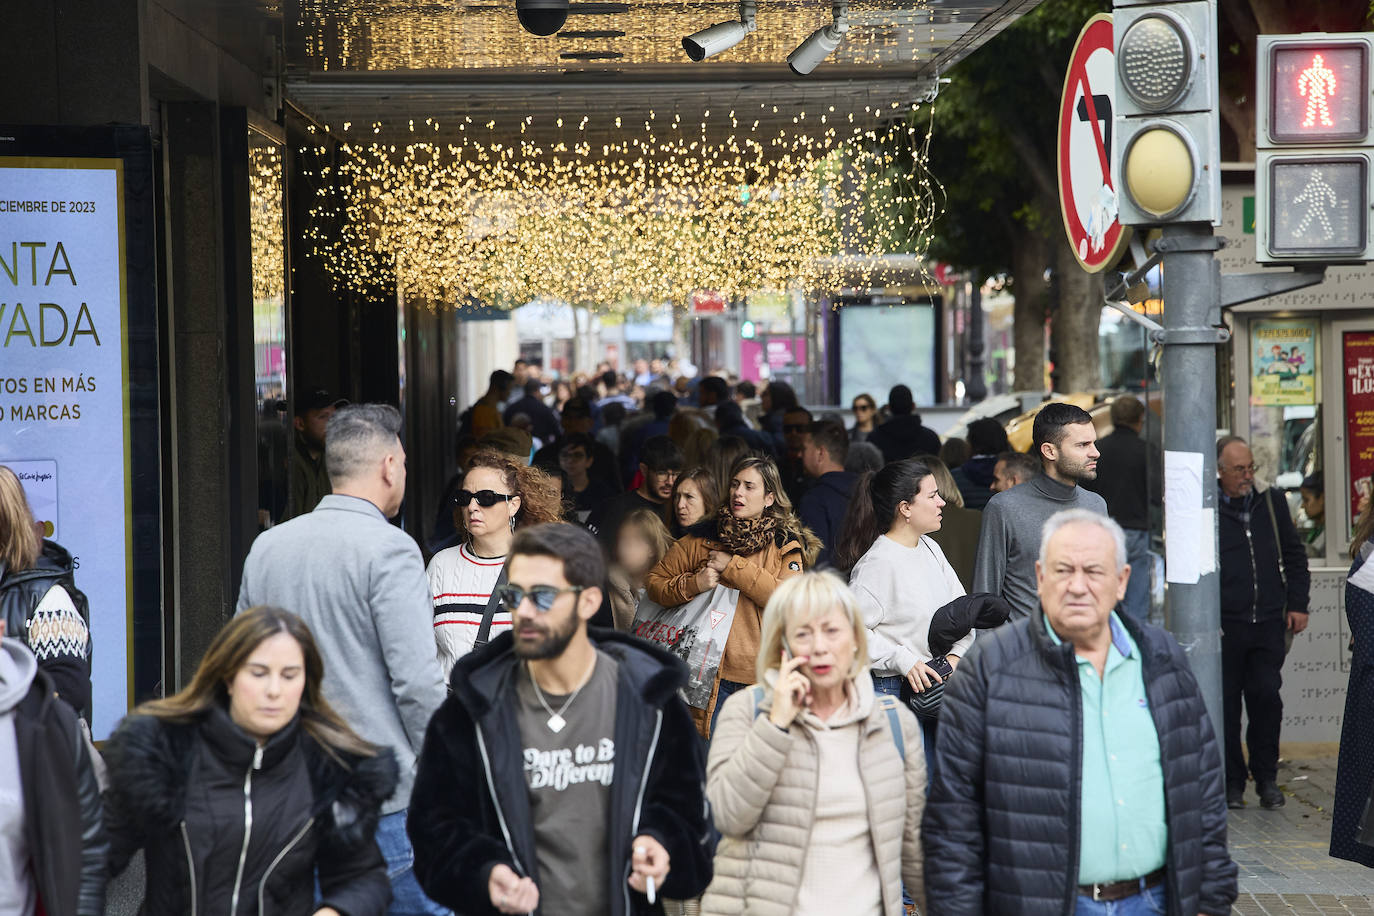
[237,403,449,916]
[927,508,1236,916]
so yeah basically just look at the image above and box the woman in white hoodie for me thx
[834,458,972,779]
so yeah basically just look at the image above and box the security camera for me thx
[683,0,757,61]
[517,0,569,36]
[787,2,848,75]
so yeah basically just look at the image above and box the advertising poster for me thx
[0,158,130,736]
[1252,318,1318,406]
[1345,331,1374,525]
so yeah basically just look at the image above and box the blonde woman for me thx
[703,571,926,916]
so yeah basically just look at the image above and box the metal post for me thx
[967,282,987,403]
[1155,224,1226,736]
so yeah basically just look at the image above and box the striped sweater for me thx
[426,543,507,678]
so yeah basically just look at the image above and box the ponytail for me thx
[831,459,933,576]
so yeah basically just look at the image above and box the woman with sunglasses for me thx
[648,455,820,738]
[426,449,564,677]
[850,394,878,443]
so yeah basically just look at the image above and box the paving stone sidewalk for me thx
[1229,754,1374,914]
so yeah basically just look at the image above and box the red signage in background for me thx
[1343,331,1374,522]
[691,290,727,314]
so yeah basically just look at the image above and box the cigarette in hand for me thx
[647,876,656,905]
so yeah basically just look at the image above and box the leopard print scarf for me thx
[713,507,781,557]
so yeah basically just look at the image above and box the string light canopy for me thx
[303,108,941,311]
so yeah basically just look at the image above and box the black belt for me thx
[1079,867,1166,903]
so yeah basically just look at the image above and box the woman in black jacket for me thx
[103,606,398,916]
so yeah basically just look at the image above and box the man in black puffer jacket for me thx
[925,509,1237,916]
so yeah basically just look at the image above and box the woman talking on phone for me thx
[702,572,926,916]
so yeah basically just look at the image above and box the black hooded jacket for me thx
[408,627,715,916]
[1217,485,1310,622]
[869,414,942,464]
[923,607,1238,916]
[102,707,398,916]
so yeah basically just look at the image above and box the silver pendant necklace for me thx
[527,656,596,733]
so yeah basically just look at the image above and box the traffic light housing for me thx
[1112,0,1221,227]
[1256,34,1374,263]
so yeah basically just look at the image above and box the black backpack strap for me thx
[474,565,509,649]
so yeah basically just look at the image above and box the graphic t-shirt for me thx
[515,651,619,916]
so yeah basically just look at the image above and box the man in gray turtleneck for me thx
[973,403,1108,619]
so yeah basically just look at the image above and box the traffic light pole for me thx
[1152,225,1327,738]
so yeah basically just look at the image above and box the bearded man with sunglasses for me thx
[409,523,715,916]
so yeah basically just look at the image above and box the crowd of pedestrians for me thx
[5,360,1374,916]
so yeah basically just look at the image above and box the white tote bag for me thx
[631,585,741,708]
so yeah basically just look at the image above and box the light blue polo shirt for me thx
[1046,612,1168,885]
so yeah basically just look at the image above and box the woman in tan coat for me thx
[647,455,818,737]
[702,572,926,916]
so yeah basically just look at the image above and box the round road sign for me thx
[1058,13,1131,273]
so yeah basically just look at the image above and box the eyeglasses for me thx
[454,489,513,508]
[853,403,875,412]
[1226,464,1258,475]
[783,424,809,434]
[497,584,585,613]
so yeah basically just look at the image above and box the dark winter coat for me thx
[1218,486,1310,622]
[1083,427,1157,531]
[1332,549,1374,867]
[0,539,92,712]
[14,662,107,916]
[103,706,398,916]
[924,607,1238,916]
[869,414,942,465]
[797,470,857,568]
[408,628,715,916]
[951,456,997,510]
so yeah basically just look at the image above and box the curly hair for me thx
[464,449,566,530]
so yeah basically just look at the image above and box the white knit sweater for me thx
[849,535,972,678]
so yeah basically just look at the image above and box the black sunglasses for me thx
[497,584,585,613]
[454,489,513,508]
[853,403,875,412]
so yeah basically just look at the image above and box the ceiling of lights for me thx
[277,0,1041,144]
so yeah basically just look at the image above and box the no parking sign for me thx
[1057,14,1131,273]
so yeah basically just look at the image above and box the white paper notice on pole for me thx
[1165,450,1203,585]
[0,160,130,737]
[1198,507,1217,576]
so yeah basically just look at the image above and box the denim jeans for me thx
[710,678,750,736]
[375,810,451,916]
[871,674,938,787]
[1121,528,1152,624]
[1075,881,1166,915]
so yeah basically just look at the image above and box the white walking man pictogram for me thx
[1292,170,1337,240]
[1298,53,1337,128]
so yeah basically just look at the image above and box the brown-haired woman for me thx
[608,508,675,630]
[648,455,820,737]
[0,464,92,713]
[102,606,398,916]
[668,467,721,538]
[426,449,565,676]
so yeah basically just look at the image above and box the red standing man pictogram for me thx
[1298,53,1337,128]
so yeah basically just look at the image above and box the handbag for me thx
[899,655,953,720]
[630,585,741,709]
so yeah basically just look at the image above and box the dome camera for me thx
[517,0,569,36]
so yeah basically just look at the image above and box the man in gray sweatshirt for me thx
[237,404,448,916]
[973,403,1108,619]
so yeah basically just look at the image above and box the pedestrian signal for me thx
[1257,35,1374,263]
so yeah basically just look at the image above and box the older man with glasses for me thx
[1216,435,1310,810]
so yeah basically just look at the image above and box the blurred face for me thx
[507,554,586,661]
[617,527,656,578]
[760,389,773,413]
[227,631,306,742]
[783,411,811,456]
[458,466,520,540]
[899,474,945,535]
[559,445,592,480]
[851,397,876,425]
[1037,522,1129,645]
[642,467,678,502]
[786,607,855,694]
[674,477,709,528]
[730,467,775,519]
[1043,422,1099,483]
[1301,488,1324,523]
[1218,442,1257,499]
[295,407,334,450]
[991,459,1016,493]
[562,413,593,435]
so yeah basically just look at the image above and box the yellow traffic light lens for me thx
[1119,14,1192,111]
[1124,126,1196,218]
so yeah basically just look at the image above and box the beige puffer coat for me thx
[702,675,926,916]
